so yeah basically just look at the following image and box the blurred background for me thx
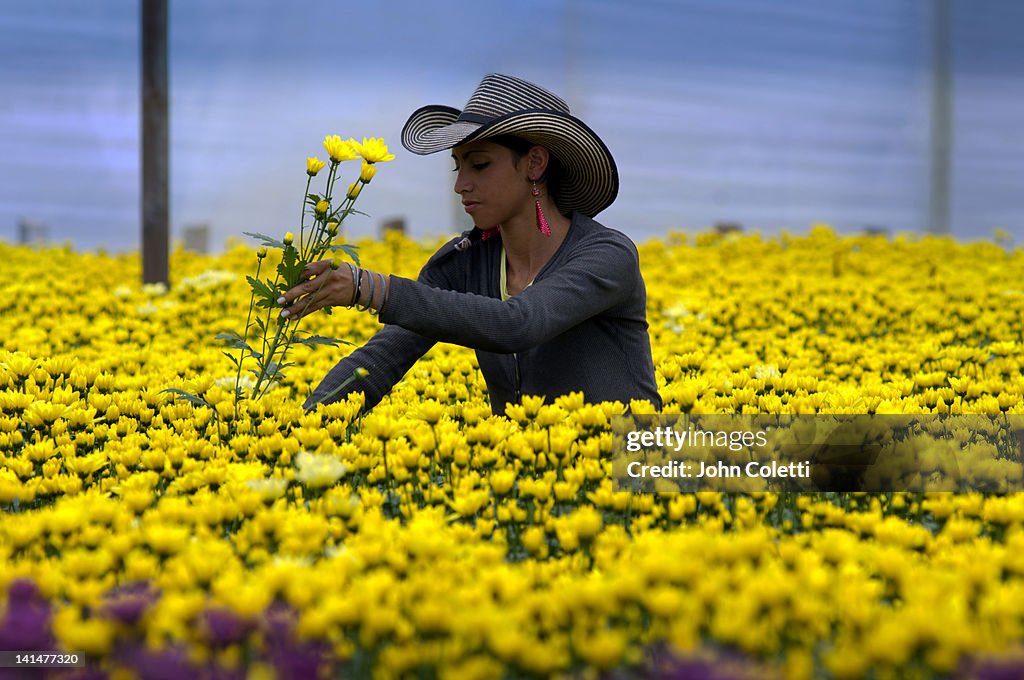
[1,0,1022,253]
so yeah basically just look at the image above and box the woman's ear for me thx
[527,146,549,181]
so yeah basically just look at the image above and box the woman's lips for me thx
[463,202,479,214]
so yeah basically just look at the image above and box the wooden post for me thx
[17,219,49,245]
[928,0,952,235]
[141,0,169,285]
[183,223,210,254]
[380,217,407,238]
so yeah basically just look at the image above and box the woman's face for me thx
[452,140,532,229]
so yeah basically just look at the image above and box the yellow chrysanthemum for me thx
[323,134,360,163]
[3,218,1024,680]
[355,137,396,163]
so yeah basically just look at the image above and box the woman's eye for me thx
[451,162,489,172]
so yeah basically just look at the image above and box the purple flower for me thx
[965,655,1024,680]
[203,607,254,647]
[48,667,109,680]
[7,579,41,602]
[102,582,159,626]
[260,599,295,640]
[205,665,247,680]
[268,640,332,680]
[0,578,53,652]
[257,601,332,679]
[115,643,196,680]
[601,644,770,680]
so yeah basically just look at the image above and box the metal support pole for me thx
[141,0,169,285]
[928,0,953,235]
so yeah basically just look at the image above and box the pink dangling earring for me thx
[532,181,551,236]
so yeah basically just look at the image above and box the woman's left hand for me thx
[278,260,354,321]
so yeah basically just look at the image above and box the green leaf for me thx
[160,388,214,410]
[243,232,286,249]
[293,334,351,349]
[248,276,281,309]
[221,351,241,367]
[215,331,253,351]
[250,361,295,382]
[328,206,370,222]
[277,244,306,287]
[326,243,361,266]
[247,276,278,302]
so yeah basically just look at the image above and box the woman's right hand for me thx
[278,260,388,320]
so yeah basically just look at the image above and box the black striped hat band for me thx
[401,73,618,218]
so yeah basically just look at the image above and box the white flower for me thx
[141,282,168,296]
[245,477,290,501]
[664,303,704,335]
[179,269,237,290]
[216,374,255,390]
[294,451,347,489]
[665,303,691,319]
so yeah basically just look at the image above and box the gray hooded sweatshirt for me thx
[304,211,662,415]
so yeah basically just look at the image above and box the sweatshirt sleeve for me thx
[303,237,467,411]
[378,233,638,354]
[302,324,436,411]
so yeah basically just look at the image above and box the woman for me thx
[279,73,662,415]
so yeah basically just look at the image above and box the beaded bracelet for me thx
[352,266,363,309]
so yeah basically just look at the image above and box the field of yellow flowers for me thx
[2,227,1024,679]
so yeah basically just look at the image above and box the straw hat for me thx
[402,73,618,217]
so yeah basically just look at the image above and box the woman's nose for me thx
[453,168,470,194]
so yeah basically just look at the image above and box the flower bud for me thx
[306,156,326,177]
[257,247,268,259]
[346,182,362,200]
[315,199,330,215]
[283,232,294,246]
[355,367,370,379]
[359,161,377,183]
[326,222,339,236]
[330,257,342,270]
